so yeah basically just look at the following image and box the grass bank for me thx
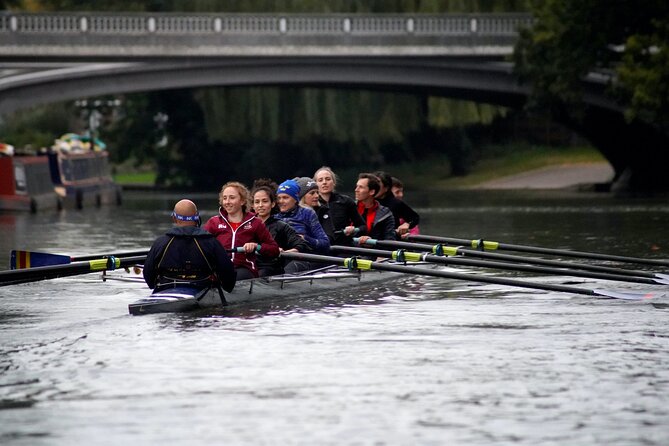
[112,159,157,186]
[113,171,156,185]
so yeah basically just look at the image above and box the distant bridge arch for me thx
[0,57,537,116]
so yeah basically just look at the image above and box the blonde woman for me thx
[203,181,279,280]
[313,166,366,246]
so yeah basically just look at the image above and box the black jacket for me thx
[143,226,236,292]
[378,194,420,230]
[319,191,367,246]
[314,202,336,244]
[257,214,310,275]
[359,202,396,241]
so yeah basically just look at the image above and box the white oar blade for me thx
[593,289,665,300]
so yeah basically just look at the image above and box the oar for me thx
[409,234,669,267]
[280,252,663,300]
[330,245,669,286]
[0,255,146,287]
[355,238,669,281]
[10,249,149,269]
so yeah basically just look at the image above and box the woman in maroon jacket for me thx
[203,181,280,280]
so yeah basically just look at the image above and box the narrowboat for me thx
[0,135,122,212]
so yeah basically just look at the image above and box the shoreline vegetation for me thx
[113,144,607,191]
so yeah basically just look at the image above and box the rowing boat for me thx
[127,264,404,315]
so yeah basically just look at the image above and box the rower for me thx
[391,175,420,238]
[354,173,396,245]
[203,182,280,280]
[374,170,420,239]
[295,176,336,243]
[275,178,331,272]
[251,179,310,277]
[313,166,367,246]
[143,199,236,294]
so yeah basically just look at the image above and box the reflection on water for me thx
[1,190,669,445]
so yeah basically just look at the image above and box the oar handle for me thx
[226,247,254,253]
[334,228,360,236]
[71,250,150,261]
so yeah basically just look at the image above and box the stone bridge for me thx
[0,11,665,191]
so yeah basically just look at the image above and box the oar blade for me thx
[1,255,147,287]
[10,250,71,269]
[593,289,664,300]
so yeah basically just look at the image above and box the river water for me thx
[1,189,668,445]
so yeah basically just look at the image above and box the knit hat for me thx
[294,176,318,199]
[277,179,301,203]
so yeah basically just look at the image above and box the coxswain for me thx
[143,199,236,294]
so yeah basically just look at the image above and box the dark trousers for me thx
[235,267,256,280]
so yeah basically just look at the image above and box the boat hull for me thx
[0,156,60,212]
[128,267,397,315]
[49,150,121,210]
[0,149,121,212]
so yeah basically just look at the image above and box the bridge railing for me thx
[0,12,533,57]
[0,12,532,35]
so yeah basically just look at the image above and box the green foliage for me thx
[102,94,156,165]
[428,98,507,127]
[514,0,669,130]
[197,87,424,145]
[616,20,669,133]
[0,103,74,151]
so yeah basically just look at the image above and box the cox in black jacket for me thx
[143,226,236,292]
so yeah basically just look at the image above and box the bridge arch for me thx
[0,57,629,176]
[0,57,534,116]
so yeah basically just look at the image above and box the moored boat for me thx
[128,265,402,315]
[0,135,122,212]
[48,134,122,209]
[0,153,60,212]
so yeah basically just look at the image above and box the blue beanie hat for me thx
[277,179,300,203]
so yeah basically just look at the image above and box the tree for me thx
[616,19,669,134]
[513,0,669,191]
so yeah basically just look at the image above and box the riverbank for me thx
[391,145,610,191]
[469,162,614,190]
